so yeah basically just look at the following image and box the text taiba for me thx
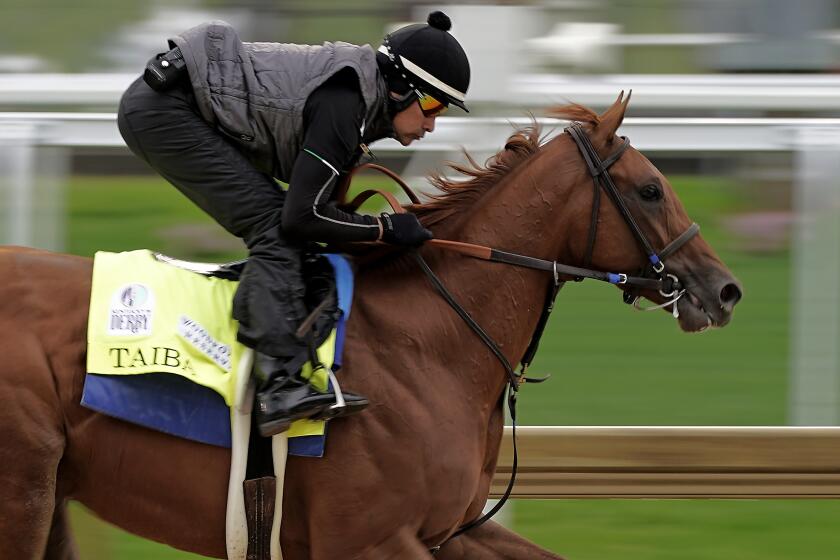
[108,346,194,372]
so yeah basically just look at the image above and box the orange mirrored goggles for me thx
[415,90,448,117]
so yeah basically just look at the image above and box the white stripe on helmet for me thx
[398,55,466,102]
[376,44,466,102]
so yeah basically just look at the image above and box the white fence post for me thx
[0,119,67,251]
[789,126,840,425]
[0,121,37,247]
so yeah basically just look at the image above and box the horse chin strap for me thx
[630,274,685,318]
[624,221,701,318]
[621,221,701,319]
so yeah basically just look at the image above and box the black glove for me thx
[379,213,433,247]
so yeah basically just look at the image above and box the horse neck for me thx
[454,147,580,256]
[357,139,584,408]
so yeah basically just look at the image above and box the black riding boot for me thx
[254,353,369,438]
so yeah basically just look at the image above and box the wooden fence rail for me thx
[490,427,840,499]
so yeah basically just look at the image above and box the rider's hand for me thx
[378,213,433,247]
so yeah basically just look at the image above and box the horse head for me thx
[406,92,740,338]
[544,92,742,332]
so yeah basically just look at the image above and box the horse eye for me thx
[640,184,662,201]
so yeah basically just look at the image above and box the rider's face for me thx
[391,93,438,146]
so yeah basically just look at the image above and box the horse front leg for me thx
[287,525,435,560]
[44,501,79,560]
[0,336,66,559]
[434,520,566,560]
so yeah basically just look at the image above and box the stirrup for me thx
[312,369,348,420]
[326,369,346,409]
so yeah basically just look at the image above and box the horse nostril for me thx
[719,282,743,310]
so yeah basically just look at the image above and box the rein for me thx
[343,123,699,552]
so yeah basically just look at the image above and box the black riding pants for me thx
[117,77,307,359]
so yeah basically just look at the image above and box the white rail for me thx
[2,113,839,152]
[511,74,840,110]
[2,73,840,112]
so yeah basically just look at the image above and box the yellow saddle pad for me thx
[86,249,332,439]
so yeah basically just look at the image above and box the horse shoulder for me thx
[0,247,93,446]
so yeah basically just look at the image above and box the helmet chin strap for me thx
[386,89,417,118]
[379,37,427,120]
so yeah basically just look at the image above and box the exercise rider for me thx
[117,12,471,436]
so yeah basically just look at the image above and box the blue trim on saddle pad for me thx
[82,372,232,446]
[326,253,353,369]
[81,254,354,457]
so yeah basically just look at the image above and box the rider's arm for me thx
[281,73,381,243]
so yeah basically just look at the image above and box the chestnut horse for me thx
[0,95,741,559]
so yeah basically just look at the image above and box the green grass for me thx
[63,173,813,559]
[516,500,840,560]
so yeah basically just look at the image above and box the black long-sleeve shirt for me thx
[281,71,382,243]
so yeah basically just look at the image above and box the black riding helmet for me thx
[377,11,471,114]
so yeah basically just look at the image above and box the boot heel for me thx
[257,418,292,438]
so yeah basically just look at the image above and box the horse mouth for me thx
[676,289,729,333]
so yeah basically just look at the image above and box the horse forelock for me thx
[409,122,544,229]
[547,103,601,128]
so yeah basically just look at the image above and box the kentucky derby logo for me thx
[120,284,148,307]
[108,283,154,336]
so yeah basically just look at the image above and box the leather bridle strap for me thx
[567,125,663,265]
[340,162,422,205]
[661,222,701,260]
[582,176,601,268]
[565,123,700,294]
[485,247,664,290]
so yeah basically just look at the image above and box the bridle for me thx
[341,122,700,553]
[565,123,700,317]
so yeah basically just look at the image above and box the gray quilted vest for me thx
[169,21,391,180]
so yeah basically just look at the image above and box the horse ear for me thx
[594,90,632,144]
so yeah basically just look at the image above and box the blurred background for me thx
[3,0,840,558]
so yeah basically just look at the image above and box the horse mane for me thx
[410,104,598,228]
[409,122,543,228]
